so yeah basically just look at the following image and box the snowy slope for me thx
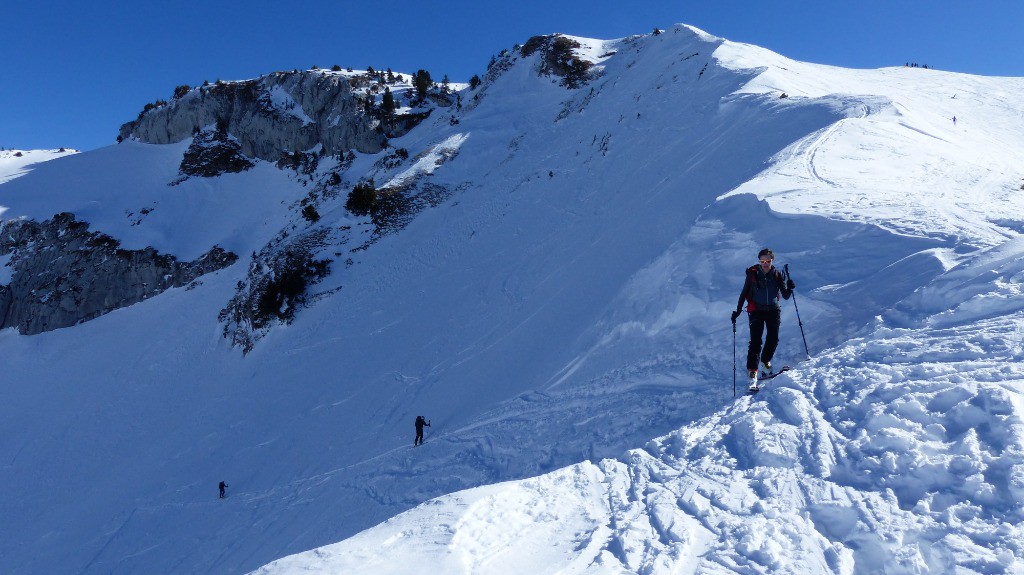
[255,266,1024,573]
[2,24,1024,575]
[0,148,78,186]
[250,28,1024,575]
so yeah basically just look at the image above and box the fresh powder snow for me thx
[1,24,1023,575]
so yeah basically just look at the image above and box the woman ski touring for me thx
[731,248,795,392]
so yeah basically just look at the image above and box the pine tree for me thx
[301,205,320,222]
[346,180,377,215]
[381,87,396,115]
[413,69,432,101]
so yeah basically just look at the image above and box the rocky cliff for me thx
[118,70,390,162]
[0,213,237,335]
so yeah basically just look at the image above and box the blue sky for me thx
[3,0,1022,152]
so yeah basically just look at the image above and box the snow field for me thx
[0,148,78,187]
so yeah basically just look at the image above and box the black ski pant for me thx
[415,429,425,446]
[747,308,781,372]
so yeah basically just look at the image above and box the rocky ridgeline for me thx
[4,42,592,342]
[118,70,390,162]
[0,213,237,335]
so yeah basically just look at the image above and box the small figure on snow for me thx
[414,415,431,446]
[219,481,228,499]
[731,248,795,391]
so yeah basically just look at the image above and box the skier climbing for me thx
[414,415,431,446]
[731,248,795,391]
[219,481,228,499]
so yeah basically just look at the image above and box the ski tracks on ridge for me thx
[800,120,845,191]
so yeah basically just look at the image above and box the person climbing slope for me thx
[731,248,795,391]
[414,415,431,446]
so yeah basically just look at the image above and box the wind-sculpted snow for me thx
[721,43,1024,248]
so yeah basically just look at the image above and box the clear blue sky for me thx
[3,0,1022,152]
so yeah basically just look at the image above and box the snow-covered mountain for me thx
[2,24,1023,575]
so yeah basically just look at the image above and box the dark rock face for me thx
[177,128,255,179]
[219,228,334,354]
[0,213,238,335]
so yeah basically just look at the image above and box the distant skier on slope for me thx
[219,481,228,499]
[731,248,795,391]
[414,415,431,446]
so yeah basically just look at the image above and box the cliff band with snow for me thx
[118,71,390,161]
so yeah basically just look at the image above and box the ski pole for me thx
[784,264,811,359]
[732,315,737,398]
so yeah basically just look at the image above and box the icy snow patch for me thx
[381,133,469,189]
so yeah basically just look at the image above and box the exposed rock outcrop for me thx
[118,71,391,162]
[176,126,255,180]
[521,35,597,89]
[0,213,238,335]
[219,227,335,354]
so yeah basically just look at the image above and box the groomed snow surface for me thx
[2,24,1023,575]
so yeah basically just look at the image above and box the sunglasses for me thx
[759,259,773,264]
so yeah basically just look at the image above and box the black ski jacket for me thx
[737,265,792,312]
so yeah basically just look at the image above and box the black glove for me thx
[731,310,742,323]
[786,279,795,290]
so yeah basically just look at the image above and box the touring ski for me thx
[746,366,791,395]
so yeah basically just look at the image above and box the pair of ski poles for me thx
[732,264,810,397]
